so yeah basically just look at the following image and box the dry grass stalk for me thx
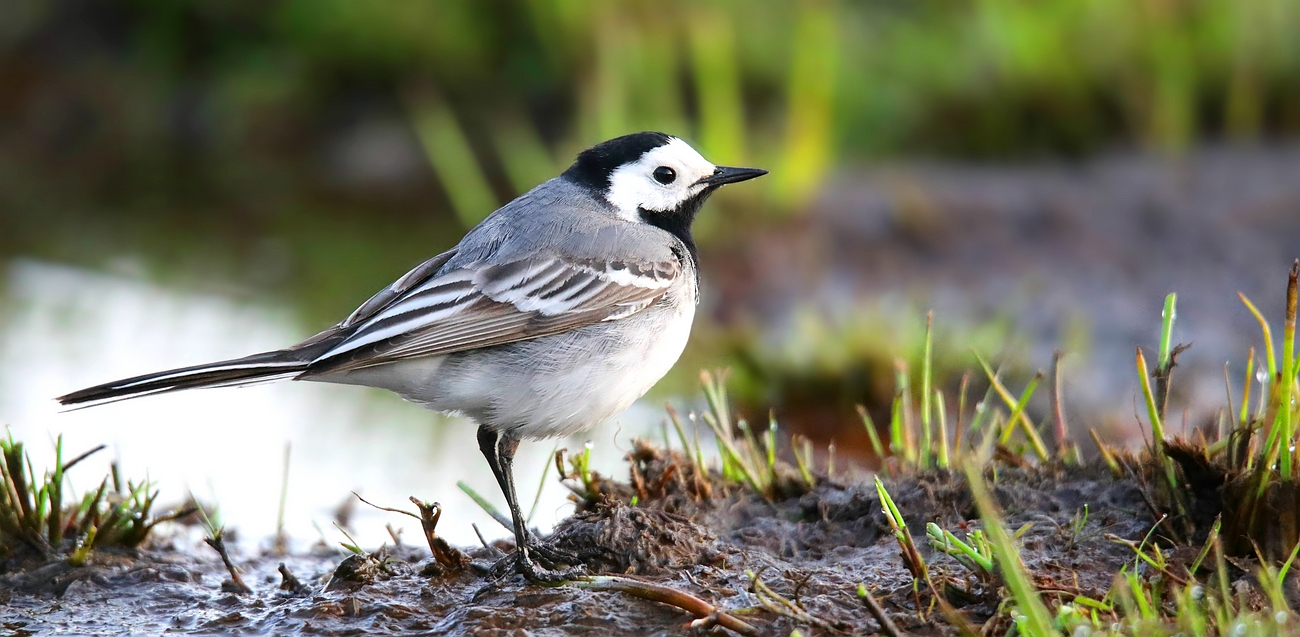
[204,531,252,595]
[569,575,757,636]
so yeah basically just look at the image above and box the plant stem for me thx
[1280,261,1298,477]
[566,575,758,636]
[920,311,934,469]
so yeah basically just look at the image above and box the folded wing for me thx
[303,254,679,376]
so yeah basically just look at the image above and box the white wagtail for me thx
[58,131,766,581]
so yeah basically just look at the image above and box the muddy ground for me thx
[2,443,1190,637]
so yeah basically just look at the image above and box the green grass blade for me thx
[1240,347,1256,429]
[927,522,994,573]
[858,405,890,477]
[488,109,558,195]
[889,391,904,460]
[893,359,916,464]
[962,463,1055,636]
[701,411,765,497]
[875,476,927,582]
[407,89,499,228]
[736,419,766,484]
[974,350,1048,460]
[526,443,559,525]
[1158,293,1178,370]
[666,404,695,464]
[1239,291,1278,386]
[456,481,512,532]
[966,375,998,436]
[1136,348,1165,448]
[687,6,745,163]
[765,413,778,484]
[1280,262,1298,477]
[935,389,949,469]
[792,435,815,488]
[998,372,1045,454]
[920,312,934,469]
[47,435,64,548]
[1276,528,1300,582]
[699,370,732,436]
[955,372,970,457]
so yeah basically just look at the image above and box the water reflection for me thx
[0,259,658,549]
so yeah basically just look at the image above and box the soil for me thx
[5,441,1239,637]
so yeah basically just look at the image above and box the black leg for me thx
[476,425,583,582]
[476,426,510,506]
[493,431,528,546]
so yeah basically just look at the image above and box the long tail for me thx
[56,349,314,408]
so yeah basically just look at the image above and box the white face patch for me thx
[604,138,717,222]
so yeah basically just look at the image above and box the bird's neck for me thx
[639,206,699,268]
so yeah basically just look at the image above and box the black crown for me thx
[562,132,674,192]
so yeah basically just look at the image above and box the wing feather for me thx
[341,249,460,328]
[304,255,679,375]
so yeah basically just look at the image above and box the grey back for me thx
[443,179,682,270]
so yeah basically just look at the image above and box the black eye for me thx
[652,166,676,185]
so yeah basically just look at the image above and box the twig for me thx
[747,569,842,632]
[141,503,201,536]
[1121,458,1165,529]
[204,533,252,594]
[351,492,467,570]
[457,481,514,531]
[62,444,107,472]
[1153,343,1193,424]
[857,584,907,637]
[565,575,757,636]
[278,562,310,595]
[1104,532,1189,586]
[409,496,467,570]
[1051,350,1069,457]
[1089,429,1123,477]
[629,454,649,501]
[472,523,503,557]
[348,491,411,518]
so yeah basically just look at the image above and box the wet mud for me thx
[1,444,1194,637]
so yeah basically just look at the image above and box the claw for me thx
[528,540,581,566]
[484,542,586,583]
[515,548,587,583]
[515,527,582,567]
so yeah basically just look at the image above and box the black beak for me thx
[698,166,768,187]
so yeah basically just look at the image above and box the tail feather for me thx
[56,350,312,407]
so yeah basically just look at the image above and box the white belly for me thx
[496,301,695,439]
[316,297,696,440]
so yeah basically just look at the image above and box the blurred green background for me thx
[3,0,1300,445]
[6,0,1299,276]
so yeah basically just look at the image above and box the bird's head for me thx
[561,132,767,229]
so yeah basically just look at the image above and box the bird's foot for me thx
[527,538,581,567]
[485,542,587,583]
[514,548,587,583]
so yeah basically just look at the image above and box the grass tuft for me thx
[1,431,195,560]
[874,476,929,585]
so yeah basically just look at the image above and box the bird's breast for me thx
[500,290,696,439]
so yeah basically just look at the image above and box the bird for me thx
[57,131,767,581]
